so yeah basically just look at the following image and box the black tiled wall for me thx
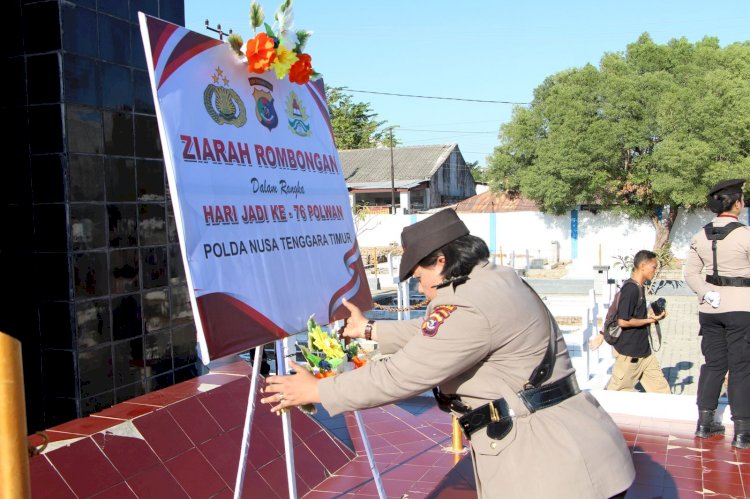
[5,0,197,432]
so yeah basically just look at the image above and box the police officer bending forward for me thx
[262,209,635,498]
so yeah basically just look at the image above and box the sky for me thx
[184,1,750,168]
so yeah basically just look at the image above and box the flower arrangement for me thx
[226,0,317,84]
[298,316,367,379]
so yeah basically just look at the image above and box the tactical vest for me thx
[703,221,750,287]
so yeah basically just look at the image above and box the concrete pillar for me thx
[399,191,410,214]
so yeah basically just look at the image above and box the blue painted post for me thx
[489,212,496,255]
[571,209,579,259]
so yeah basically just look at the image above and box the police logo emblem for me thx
[285,91,311,137]
[421,305,457,337]
[248,77,278,131]
[203,67,247,127]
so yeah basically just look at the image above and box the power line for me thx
[341,88,529,105]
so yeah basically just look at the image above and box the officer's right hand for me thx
[339,299,369,340]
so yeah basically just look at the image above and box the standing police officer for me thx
[684,179,750,448]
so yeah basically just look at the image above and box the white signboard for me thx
[139,15,371,362]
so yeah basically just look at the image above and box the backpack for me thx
[601,279,638,345]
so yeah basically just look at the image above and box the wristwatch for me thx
[364,320,375,341]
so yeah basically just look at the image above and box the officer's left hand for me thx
[261,361,320,415]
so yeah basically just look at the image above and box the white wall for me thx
[354,207,750,265]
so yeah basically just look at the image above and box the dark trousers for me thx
[697,311,750,418]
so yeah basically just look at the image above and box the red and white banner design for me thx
[139,14,371,362]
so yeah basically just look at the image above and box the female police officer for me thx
[684,179,750,448]
[262,209,634,498]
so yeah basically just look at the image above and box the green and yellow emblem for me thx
[203,67,247,127]
[286,91,311,137]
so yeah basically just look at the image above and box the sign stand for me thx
[233,346,263,499]
[353,411,386,499]
[276,339,298,499]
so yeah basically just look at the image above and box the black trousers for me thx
[697,311,750,418]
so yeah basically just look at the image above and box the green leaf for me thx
[264,22,276,39]
[295,30,312,53]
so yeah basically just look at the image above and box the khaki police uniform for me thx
[684,216,750,418]
[319,263,634,499]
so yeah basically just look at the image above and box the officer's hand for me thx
[261,361,320,415]
[338,299,368,340]
[704,291,721,308]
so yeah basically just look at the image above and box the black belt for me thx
[706,275,750,287]
[456,374,580,440]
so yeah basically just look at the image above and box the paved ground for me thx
[529,279,708,396]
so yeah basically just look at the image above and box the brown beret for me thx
[398,209,469,282]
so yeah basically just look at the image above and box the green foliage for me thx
[295,30,312,53]
[487,34,750,243]
[467,160,488,183]
[326,86,392,149]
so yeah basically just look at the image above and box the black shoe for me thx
[733,433,750,449]
[731,419,750,449]
[696,421,726,438]
[695,409,725,438]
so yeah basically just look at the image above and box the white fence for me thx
[355,207,750,266]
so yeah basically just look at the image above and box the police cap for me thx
[709,178,745,197]
[399,209,469,282]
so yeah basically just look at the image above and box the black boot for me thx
[732,418,750,449]
[695,409,725,438]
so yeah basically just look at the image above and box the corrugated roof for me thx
[453,190,539,213]
[347,180,426,190]
[339,144,457,183]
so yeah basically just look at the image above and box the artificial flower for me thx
[270,44,298,79]
[246,32,276,74]
[288,53,313,84]
[274,4,298,50]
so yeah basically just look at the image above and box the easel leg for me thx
[234,346,263,498]
[353,410,386,499]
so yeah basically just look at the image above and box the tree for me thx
[326,86,395,149]
[466,160,487,183]
[487,34,750,249]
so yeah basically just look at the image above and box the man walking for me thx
[684,179,750,448]
[605,250,670,393]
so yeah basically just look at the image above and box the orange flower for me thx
[246,32,276,74]
[288,53,313,84]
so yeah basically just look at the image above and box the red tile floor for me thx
[27,361,750,498]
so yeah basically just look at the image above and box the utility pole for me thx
[389,127,395,215]
[205,20,233,41]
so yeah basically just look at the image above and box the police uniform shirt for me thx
[613,281,651,357]
[684,216,750,314]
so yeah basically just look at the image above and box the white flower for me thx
[274,5,298,50]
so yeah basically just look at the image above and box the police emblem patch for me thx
[248,77,278,131]
[421,305,457,337]
[203,67,247,127]
[286,91,311,136]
